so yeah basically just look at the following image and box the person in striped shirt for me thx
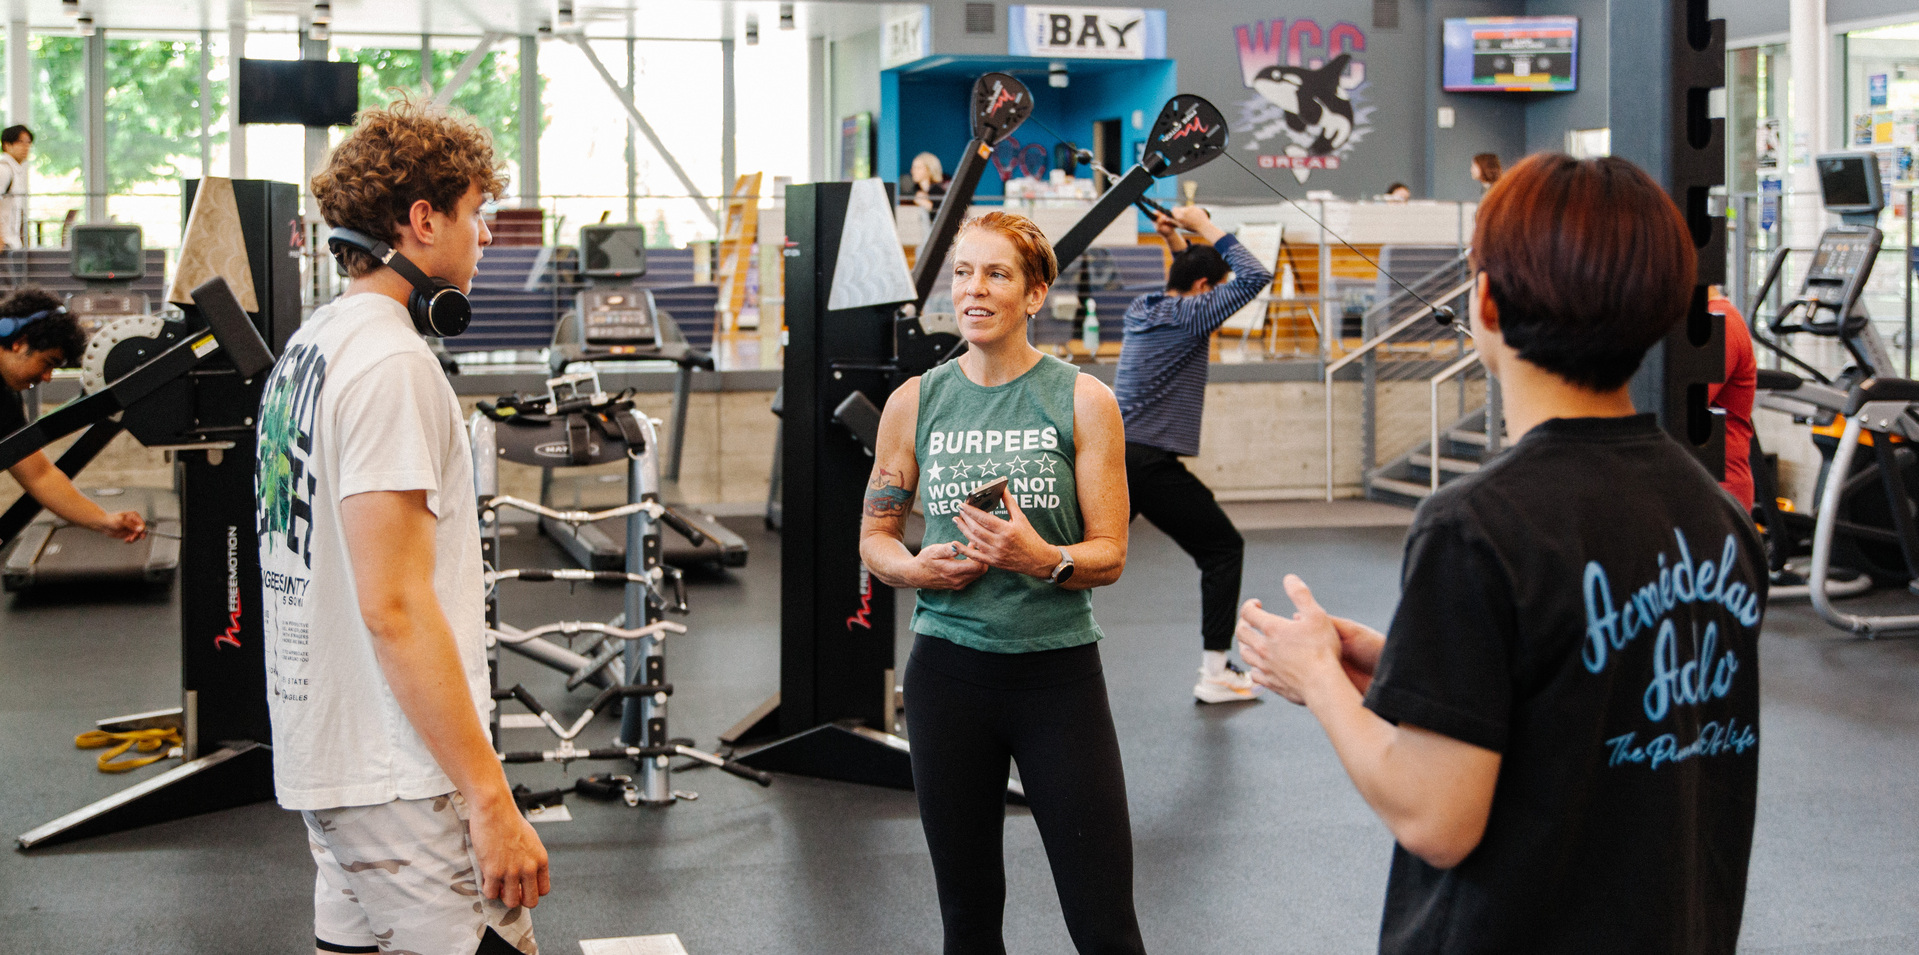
[1114,205,1273,703]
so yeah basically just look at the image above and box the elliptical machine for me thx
[1749,152,1919,606]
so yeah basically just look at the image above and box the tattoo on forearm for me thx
[864,467,914,518]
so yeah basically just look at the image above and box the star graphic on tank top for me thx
[1036,457,1058,475]
[1006,456,1031,475]
[952,462,974,479]
[926,461,945,481]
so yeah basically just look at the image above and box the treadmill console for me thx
[578,287,660,348]
[1800,226,1881,322]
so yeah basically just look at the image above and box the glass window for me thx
[105,33,226,252]
[735,8,813,187]
[1842,23,1918,228]
[28,34,85,245]
[240,30,309,194]
[333,34,525,196]
[540,38,723,248]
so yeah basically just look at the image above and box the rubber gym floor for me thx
[2,512,1917,953]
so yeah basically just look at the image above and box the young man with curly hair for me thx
[0,286,146,541]
[254,98,546,955]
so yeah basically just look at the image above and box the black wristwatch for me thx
[1048,548,1076,585]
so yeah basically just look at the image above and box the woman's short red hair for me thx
[955,211,1058,291]
[1473,152,1696,391]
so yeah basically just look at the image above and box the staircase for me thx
[1321,249,1500,506]
[1365,407,1497,506]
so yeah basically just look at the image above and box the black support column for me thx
[1611,0,1728,477]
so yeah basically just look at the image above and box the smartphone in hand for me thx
[964,476,1009,512]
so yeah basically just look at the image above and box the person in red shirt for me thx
[1708,286,1757,511]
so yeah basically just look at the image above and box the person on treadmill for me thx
[1236,153,1765,954]
[1113,205,1272,703]
[0,286,146,542]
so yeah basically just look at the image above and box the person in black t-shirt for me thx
[1236,153,1764,955]
[0,286,146,542]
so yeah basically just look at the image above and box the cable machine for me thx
[726,75,1229,789]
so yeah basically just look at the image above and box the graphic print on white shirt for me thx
[254,294,489,811]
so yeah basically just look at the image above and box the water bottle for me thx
[1081,299,1100,360]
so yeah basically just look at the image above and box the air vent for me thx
[1373,0,1400,30]
[965,3,996,35]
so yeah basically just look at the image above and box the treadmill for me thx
[0,224,183,591]
[540,224,749,570]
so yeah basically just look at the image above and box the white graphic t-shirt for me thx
[255,293,487,811]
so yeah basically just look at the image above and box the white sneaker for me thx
[1193,660,1260,704]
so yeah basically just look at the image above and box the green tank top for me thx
[910,353,1103,654]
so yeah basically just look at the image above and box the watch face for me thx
[1053,562,1075,584]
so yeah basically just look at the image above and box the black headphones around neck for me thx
[325,227,472,338]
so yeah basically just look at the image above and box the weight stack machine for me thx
[725,75,1040,787]
[1612,0,1728,476]
[18,179,300,848]
[725,179,919,787]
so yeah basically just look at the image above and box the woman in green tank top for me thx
[859,212,1144,953]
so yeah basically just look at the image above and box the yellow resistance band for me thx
[75,727,183,773]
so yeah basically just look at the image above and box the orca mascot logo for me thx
[1251,54,1355,159]
[1233,19,1373,183]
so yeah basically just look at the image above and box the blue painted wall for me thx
[880,57,1177,214]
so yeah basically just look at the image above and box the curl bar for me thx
[482,495,709,547]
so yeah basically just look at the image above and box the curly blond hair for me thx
[311,95,509,277]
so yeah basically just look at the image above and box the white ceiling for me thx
[4,0,894,41]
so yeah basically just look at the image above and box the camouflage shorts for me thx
[304,791,538,955]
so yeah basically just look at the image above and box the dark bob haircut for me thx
[1473,152,1695,392]
[1,125,31,146]
[0,286,83,364]
[1167,244,1230,293]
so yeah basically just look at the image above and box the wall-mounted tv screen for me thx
[1443,17,1579,93]
[236,59,360,126]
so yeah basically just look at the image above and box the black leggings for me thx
[1125,442,1244,652]
[905,634,1147,955]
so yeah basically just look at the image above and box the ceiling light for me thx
[1049,62,1068,88]
[779,3,795,29]
[62,0,79,16]
[309,21,329,41]
[76,14,94,36]
[555,0,574,27]
[745,13,760,45]
[312,1,330,24]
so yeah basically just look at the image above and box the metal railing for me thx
[1428,352,1489,494]
[1321,255,1478,500]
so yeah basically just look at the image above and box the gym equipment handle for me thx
[1845,377,1919,416]
[716,758,774,788]
[488,619,689,645]
[484,495,660,526]
[669,744,774,787]
[659,506,709,547]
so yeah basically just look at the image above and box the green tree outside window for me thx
[333,46,538,168]
[32,36,226,193]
